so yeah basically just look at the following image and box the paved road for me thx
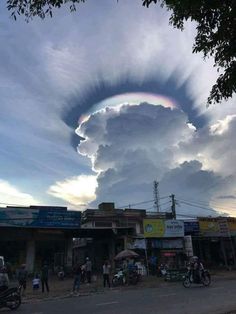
[2,277,236,314]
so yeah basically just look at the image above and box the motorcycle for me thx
[0,286,21,310]
[112,269,127,287]
[127,269,141,285]
[183,268,211,288]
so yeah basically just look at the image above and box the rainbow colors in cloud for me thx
[79,92,177,125]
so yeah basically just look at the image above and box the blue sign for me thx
[184,221,199,235]
[0,207,81,229]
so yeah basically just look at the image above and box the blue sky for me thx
[0,0,236,216]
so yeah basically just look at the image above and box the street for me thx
[5,277,236,314]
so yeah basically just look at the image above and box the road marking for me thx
[96,301,119,306]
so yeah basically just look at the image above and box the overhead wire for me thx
[117,196,169,209]
[177,197,233,214]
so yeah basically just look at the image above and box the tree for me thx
[7,0,236,105]
[7,0,87,20]
[143,1,236,105]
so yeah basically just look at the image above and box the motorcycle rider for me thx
[191,256,204,283]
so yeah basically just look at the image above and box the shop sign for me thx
[163,252,176,257]
[199,217,235,237]
[227,218,236,236]
[199,218,219,236]
[0,207,81,229]
[184,221,199,235]
[152,239,183,249]
[143,219,184,238]
[218,218,230,237]
[127,238,146,250]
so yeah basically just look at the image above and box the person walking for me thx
[85,257,92,284]
[73,264,81,294]
[103,261,111,288]
[41,264,49,293]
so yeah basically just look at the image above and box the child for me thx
[32,274,40,291]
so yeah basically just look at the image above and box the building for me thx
[192,217,236,268]
[73,203,179,271]
[143,218,186,269]
[73,202,146,270]
[0,205,81,273]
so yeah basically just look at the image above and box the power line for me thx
[177,199,221,213]
[159,200,171,207]
[178,197,236,211]
[161,206,172,212]
[177,198,232,214]
[117,197,170,209]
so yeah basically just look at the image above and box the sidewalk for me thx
[14,270,236,303]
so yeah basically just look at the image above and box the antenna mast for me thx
[153,181,161,212]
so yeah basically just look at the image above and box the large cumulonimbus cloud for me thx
[75,102,235,216]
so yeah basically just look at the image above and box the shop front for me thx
[0,206,81,273]
[196,217,236,268]
[143,219,185,270]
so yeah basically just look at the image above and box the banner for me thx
[152,239,183,249]
[199,217,236,237]
[184,221,200,235]
[143,219,184,238]
[199,218,219,236]
[0,207,81,229]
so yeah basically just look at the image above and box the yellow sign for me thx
[199,217,236,236]
[143,219,165,237]
[199,218,219,235]
[228,218,236,235]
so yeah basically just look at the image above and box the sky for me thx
[0,0,236,217]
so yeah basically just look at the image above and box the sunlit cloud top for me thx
[79,92,177,124]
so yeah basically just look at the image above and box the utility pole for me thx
[170,194,176,219]
[153,181,160,212]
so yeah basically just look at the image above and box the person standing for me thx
[0,267,9,293]
[17,264,27,293]
[81,263,86,283]
[32,274,40,291]
[150,255,157,276]
[73,264,81,294]
[41,264,49,293]
[85,257,92,284]
[102,261,111,288]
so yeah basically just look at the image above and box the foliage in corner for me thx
[142,0,236,105]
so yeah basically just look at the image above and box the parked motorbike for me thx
[112,269,127,287]
[183,268,211,288]
[112,268,141,286]
[0,286,21,310]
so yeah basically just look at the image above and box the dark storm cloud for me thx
[62,77,207,150]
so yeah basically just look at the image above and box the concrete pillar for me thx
[109,238,116,270]
[220,238,228,268]
[65,238,73,270]
[26,239,35,273]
